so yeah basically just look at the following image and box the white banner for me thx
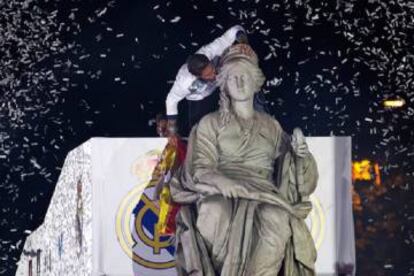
[307,137,355,275]
[90,137,355,276]
[91,138,175,276]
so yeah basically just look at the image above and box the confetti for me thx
[1,0,413,275]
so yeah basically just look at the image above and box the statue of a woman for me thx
[170,44,319,276]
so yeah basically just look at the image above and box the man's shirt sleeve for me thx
[196,25,245,59]
[166,66,193,118]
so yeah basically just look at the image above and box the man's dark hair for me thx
[186,54,210,76]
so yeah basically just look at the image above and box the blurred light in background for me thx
[383,98,406,108]
[352,160,382,186]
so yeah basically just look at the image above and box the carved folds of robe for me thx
[170,111,319,276]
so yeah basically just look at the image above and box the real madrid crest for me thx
[115,150,175,270]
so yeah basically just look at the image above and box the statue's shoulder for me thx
[196,111,220,132]
[257,112,283,131]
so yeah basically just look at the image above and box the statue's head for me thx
[217,44,265,126]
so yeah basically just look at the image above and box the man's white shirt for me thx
[165,25,245,117]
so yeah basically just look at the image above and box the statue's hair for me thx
[217,57,266,127]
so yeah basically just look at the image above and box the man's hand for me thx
[156,119,168,137]
[166,119,179,146]
[167,119,178,135]
[168,133,179,148]
[235,30,249,44]
[238,44,255,58]
[291,128,309,158]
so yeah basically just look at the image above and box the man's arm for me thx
[166,82,186,119]
[165,66,194,133]
[196,25,246,59]
[165,83,185,134]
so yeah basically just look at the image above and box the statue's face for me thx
[225,66,255,102]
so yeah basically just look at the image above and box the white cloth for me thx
[165,25,244,116]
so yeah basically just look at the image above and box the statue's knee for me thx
[256,204,291,244]
[196,196,231,241]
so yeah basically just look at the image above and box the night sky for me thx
[1,0,413,275]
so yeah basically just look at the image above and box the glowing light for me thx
[353,160,372,181]
[374,163,381,186]
[383,98,405,108]
[352,160,381,185]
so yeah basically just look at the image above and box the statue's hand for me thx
[291,128,309,158]
[293,201,313,219]
[217,182,248,198]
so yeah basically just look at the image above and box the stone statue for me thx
[170,44,319,276]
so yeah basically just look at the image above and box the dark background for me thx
[0,0,413,275]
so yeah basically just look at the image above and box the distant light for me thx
[353,160,372,181]
[383,98,405,108]
[374,163,381,186]
[352,160,382,186]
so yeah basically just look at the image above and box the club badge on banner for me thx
[115,148,176,273]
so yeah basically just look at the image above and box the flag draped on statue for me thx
[154,139,187,236]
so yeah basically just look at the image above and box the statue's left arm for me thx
[291,128,318,198]
[296,147,318,198]
[275,123,318,203]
